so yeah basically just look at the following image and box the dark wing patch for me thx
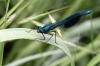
[63,12,83,28]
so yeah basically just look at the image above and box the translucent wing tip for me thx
[85,10,91,14]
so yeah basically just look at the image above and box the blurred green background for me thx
[0,0,100,66]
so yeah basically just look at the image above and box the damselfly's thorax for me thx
[37,24,51,33]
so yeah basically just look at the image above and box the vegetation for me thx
[0,0,100,66]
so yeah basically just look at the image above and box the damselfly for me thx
[27,10,91,44]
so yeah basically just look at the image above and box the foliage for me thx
[0,0,100,66]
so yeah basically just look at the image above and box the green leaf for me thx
[5,50,62,66]
[0,28,73,66]
[87,54,100,66]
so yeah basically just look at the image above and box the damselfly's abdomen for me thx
[50,10,91,29]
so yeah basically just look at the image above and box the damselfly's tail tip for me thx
[86,10,91,14]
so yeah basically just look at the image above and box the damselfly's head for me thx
[37,26,44,33]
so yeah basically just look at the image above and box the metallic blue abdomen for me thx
[50,10,91,29]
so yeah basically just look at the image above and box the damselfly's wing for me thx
[63,11,86,28]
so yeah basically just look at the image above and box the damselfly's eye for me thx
[37,26,44,33]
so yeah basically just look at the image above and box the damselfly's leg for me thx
[34,33,45,41]
[26,30,58,45]
[52,31,58,44]
[46,31,58,45]
[46,34,53,42]
[26,29,32,33]
[26,29,46,40]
